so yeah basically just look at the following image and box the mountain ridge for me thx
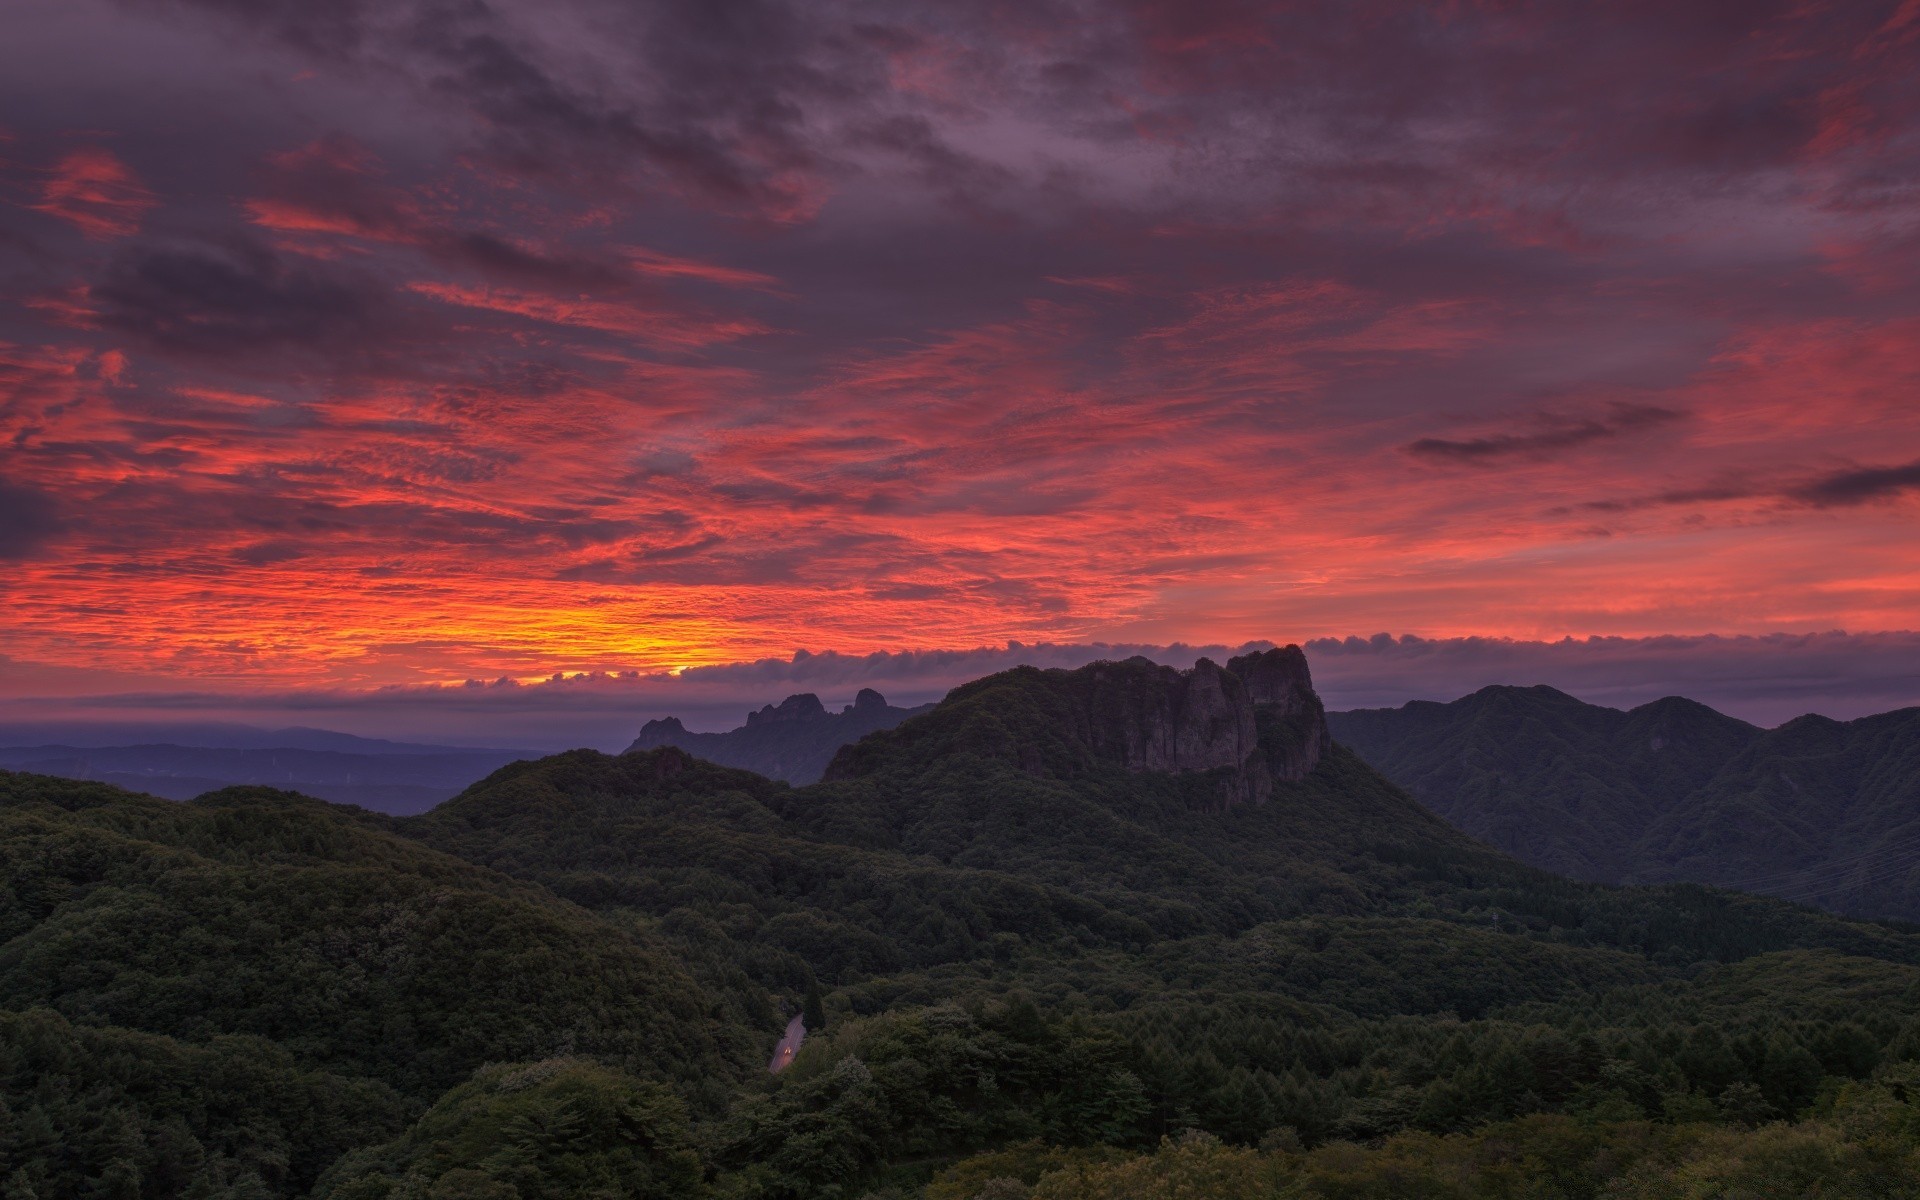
[11,648,1920,1195]
[1329,685,1920,919]
[626,686,935,783]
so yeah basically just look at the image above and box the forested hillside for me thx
[0,771,760,1196]
[6,652,1920,1196]
[1330,687,1920,920]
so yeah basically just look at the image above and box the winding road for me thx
[768,1013,805,1073]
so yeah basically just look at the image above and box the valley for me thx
[5,648,1920,1196]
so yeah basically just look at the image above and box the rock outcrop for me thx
[664,645,1334,805]
[1081,658,1259,767]
[625,690,935,784]
[745,693,829,726]
[633,715,688,742]
[1227,645,1332,781]
[1068,648,1333,803]
[823,647,1337,806]
[1077,655,1272,808]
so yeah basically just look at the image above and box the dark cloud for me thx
[849,113,1017,216]
[440,232,633,294]
[1572,459,1920,516]
[0,481,62,559]
[138,0,872,217]
[231,539,305,565]
[1569,482,1759,514]
[246,136,639,291]
[1791,459,1920,508]
[93,237,396,359]
[1407,404,1684,465]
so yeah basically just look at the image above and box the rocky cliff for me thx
[1228,645,1332,782]
[1076,656,1270,805]
[822,647,1334,809]
[1072,647,1332,801]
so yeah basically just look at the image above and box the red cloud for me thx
[3,0,1920,695]
[29,147,156,239]
[407,281,767,346]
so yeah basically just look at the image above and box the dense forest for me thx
[1330,685,1920,919]
[6,651,1920,1196]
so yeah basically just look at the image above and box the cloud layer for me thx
[1,0,1918,695]
[5,632,1914,750]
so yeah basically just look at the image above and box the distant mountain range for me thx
[0,721,518,753]
[1329,686,1920,922]
[11,682,1917,926]
[0,742,530,815]
[0,689,941,813]
[626,687,935,783]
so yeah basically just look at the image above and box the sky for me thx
[3,0,1919,738]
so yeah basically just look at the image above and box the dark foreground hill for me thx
[1330,686,1920,920]
[8,648,1920,1197]
[627,686,934,783]
[0,770,762,1197]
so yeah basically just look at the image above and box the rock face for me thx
[1227,645,1332,782]
[1068,648,1332,803]
[1079,656,1272,808]
[818,645,1335,808]
[1082,657,1259,769]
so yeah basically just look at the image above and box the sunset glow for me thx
[4,0,1919,699]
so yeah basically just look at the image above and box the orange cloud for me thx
[6,1,1920,700]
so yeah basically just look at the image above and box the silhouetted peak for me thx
[853,688,887,712]
[746,694,829,727]
[1227,645,1315,712]
[624,715,692,753]
[1468,683,1582,703]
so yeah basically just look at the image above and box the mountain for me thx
[0,742,529,814]
[0,721,518,753]
[403,648,1920,1193]
[9,648,1920,1196]
[1328,685,1920,920]
[1638,707,1920,913]
[625,686,935,783]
